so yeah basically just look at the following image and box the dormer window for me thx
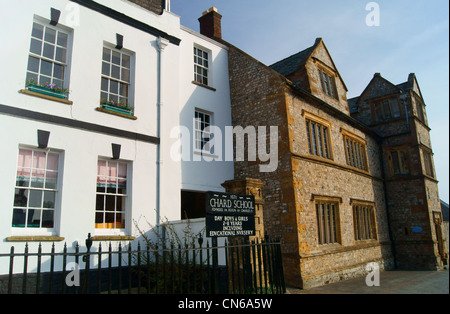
[373,98,400,123]
[318,69,337,99]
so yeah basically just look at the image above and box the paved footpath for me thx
[286,270,449,294]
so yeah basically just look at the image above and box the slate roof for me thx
[441,200,449,222]
[347,75,410,115]
[396,82,409,92]
[269,45,315,77]
[347,96,359,114]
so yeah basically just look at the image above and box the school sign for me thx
[205,191,256,237]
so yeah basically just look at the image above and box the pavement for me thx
[286,269,449,294]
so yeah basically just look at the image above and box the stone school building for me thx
[198,8,448,288]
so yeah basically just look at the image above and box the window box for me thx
[101,101,133,116]
[27,83,68,99]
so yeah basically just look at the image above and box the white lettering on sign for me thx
[209,230,254,237]
[209,198,254,210]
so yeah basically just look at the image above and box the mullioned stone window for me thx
[389,149,409,176]
[422,148,434,178]
[304,112,333,160]
[414,96,427,125]
[342,132,368,172]
[314,196,341,245]
[352,202,377,241]
[318,68,338,99]
[373,97,401,123]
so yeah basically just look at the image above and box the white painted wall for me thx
[178,26,234,193]
[158,27,234,223]
[0,0,233,275]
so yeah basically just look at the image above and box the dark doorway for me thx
[181,190,206,219]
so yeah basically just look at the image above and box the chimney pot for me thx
[202,7,218,16]
[198,7,222,39]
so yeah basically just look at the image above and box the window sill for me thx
[20,89,73,105]
[294,153,381,180]
[6,236,65,242]
[192,81,216,91]
[304,153,334,164]
[193,150,220,159]
[91,235,136,241]
[346,164,370,174]
[96,107,137,120]
[322,93,339,101]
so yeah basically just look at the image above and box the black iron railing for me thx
[0,235,285,294]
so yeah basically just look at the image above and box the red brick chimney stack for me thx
[198,7,222,39]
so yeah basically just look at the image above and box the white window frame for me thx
[100,44,134,111]
[95,158,131,236]
[12,147,62,236]
[25,18,72,94]
[194,46,210,86]
[194,109,213,154]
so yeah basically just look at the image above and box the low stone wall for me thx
[299,242,394,289]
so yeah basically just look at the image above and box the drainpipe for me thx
[156,37,169,236]
[380,151,398,269]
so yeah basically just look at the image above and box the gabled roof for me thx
[351,73,402,111]
[398,73,424,100]
[269,38,348,91]
[361,73,402,101]
[350,73,424,114]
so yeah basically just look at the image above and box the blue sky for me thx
[172,0,449,203]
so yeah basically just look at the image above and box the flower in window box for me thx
[100,98,134,115]
[26,78,69,99]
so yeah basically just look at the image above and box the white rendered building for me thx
[0,0,233,274]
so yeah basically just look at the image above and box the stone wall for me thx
[286,89,394,288]
[227,44,395,288]
[127,0,164,15]
[227,45,303,285]
[351,75,444,270]
[226,35,445,287]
